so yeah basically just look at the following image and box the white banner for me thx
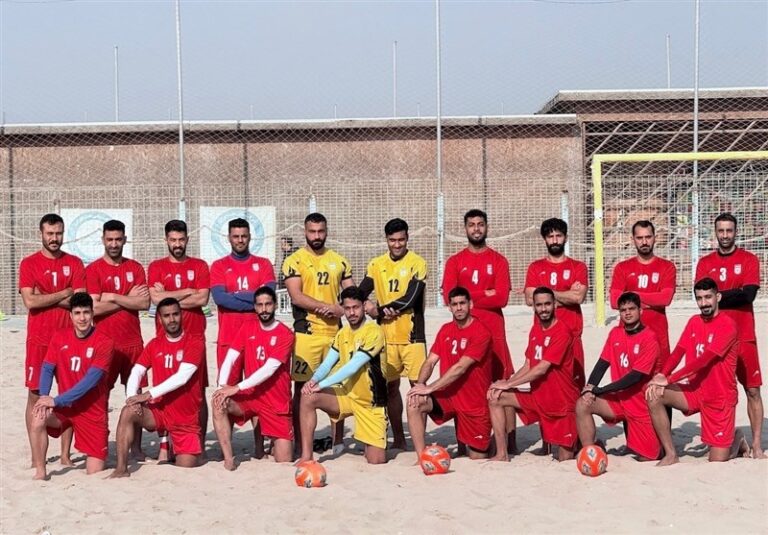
[199,206,276,265]
[62,209,134,263]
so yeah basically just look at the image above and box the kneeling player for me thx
[109,298,205,477]
[576,292,661,461]
[30,292,113,480]
[406,287,493,460]
[487,287,579,461]
[212,287,295,469]
[298,286,388,465]
[645,278,748,465]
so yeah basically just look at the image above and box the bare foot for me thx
[32,469,48,480]
[60,456,74,467]
[750,445,766,459]
[488,454,510,462]
[223,458,237,471]
[656,455,679,467]
[107,469,130,479]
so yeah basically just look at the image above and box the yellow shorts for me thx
[332,387,388,449]
[292,332,334,382]
[385,343,427,382]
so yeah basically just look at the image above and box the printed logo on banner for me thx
[200,207,276,265]
[62,209,134,263]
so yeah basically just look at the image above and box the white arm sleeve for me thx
[125,364,148,397]
[148,362,198,399]
[237,358,282,391]
[217,348,242,386]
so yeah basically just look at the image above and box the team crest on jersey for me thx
[270,336,277,346]
[400,269,407,277]
[544,336,551,347]
[187,270,195,281]
[652,272,659,283]
[487,264,493,275]
[63,266,71,276]
[707,334,714,344]
[633,343,640,354]
[460,338,467,349]
[735,264,742,275]
[86,347,94,359]
[176,350,184,361]
[563,270,571,280]
[126,271,134,283]
[252,263,260,272]
[329,263,336,270]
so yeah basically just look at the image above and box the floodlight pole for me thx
[175,0,187,221]
[691,0,701,276]
[435,0,444,307]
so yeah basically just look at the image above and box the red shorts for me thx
[681,387,736,449]
[229,394,293,441]
[603,394,661,460]
[515,391,577,448]
[490,335,514,381]
[572,337,585,389]
[149,406,201,456]
[48,410,109,460]
[25,340,47,390]
[110,344,146,388]
[737,341,762,388]
[217,344,243,385]
[429,394,491,452]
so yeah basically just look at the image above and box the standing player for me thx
[576,292,661,461]
[695,213,764,458]
[610,220,676,365]
[109,298,205,477]
[19,213,86,467]
[282,213,354,449]
[359,218,428,450]
[30,293,112,480]
[487,287,579,462]
[212,287,295,469]
[645,278,748,465]
[298,287,388,465]
[148,219,210,451]
[406,287,493,460]
[525,218,588,387]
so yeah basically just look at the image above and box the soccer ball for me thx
[294,460,327,488]
[576,444,608,477]
[419,444,451,475]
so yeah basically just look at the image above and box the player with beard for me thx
[19,213,86,468]
[695,213,764,458]
[282,213,354,452]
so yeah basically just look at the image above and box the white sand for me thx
[1,304,766,534]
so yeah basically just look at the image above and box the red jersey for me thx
[441,248,510,335]
[610,256,676,357]
[525,257,588,336]
[139,333,205,420]
[524,319,578,415]
[18,251,86,344]
[599,325,660,418]
[148,256,210,338]
[85,257,146,347]
[695,248,759,342]
[210,254,275,345]
[44,327,113,419]
[429,318,492,413]
[228,320,294,412]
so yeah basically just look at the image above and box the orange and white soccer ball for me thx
[294,460,327,488]
[419,444,451,475]
[576,444,608,477]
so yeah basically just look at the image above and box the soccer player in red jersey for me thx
[19,213,86,466]
[695,213,764,458]
[30,293,112,480]
[109,298,206,477]
[406,287,494,460]
[576,292,661,461]
[610,220,676,365]
[212,287,295,469]
[487,287,579,462]
[525,218,588,388]
[148,219,210,452]
[645,278,749,465]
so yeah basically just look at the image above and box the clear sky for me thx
[1,0,766,124]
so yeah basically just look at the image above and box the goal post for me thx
[591,150,768,326]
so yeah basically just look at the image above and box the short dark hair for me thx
[694,277,719,293]
[448,286,471,302]
[532,286,555,300]
[70,292,93,310]
[384,218,409,236]
[228,218,249,231]
[463,209,487,225]
[305,213,327,225]
[631,220,655,236]
[39,213,64,230]
[103,219,125,233]
[157,297,181,313]
[164,220,187,235]
[254,285,277,304]
[714,212,737,228]
[281,236,293,246]
[340,286,365,304]
[617,291,641,308]
[540,218,568,238]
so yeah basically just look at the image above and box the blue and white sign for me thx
[199,206,276,265]
[62,209,134,263]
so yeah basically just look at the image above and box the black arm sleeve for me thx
[379,278,426,314]
[592,370,648,396]
[585,359,610,388]
[358,276,375,300]
[719,285,759,309]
